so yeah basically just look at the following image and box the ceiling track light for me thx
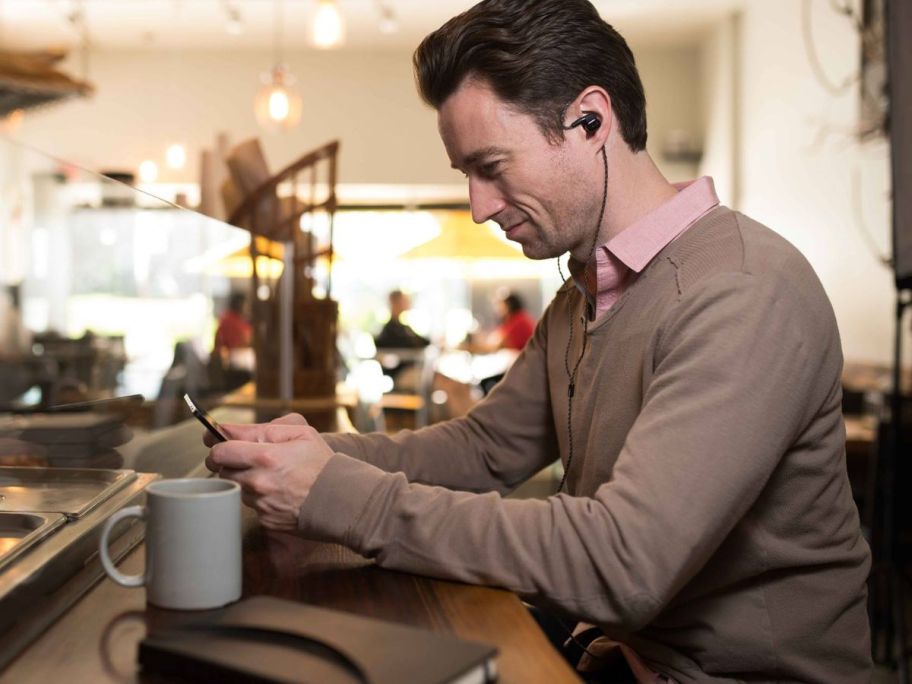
[222,0,243,35]
[375,1,398,34]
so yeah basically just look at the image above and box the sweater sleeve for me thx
[302,271,840,630]
[323,313,559,494]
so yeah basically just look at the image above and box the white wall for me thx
[636,45,704,183]
[698,14,738,206]
[13,43,702,188]
[733,0,895,366]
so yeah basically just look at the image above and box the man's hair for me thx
[413,0,647,150]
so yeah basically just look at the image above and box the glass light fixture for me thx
[255,65,303,130]
[255,0,303,130]
[313,0,345,49]
[166,143,187,169]
[138,160,158,183]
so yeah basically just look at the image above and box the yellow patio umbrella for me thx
[184,236,285,279]
[398,211,525,261]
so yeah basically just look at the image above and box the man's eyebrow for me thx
[451,146,510,171]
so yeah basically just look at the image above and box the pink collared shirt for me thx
[568,177,719,684]
[571,177,720,319]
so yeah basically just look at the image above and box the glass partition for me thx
[0,134,562,476]
[0,135,252,476]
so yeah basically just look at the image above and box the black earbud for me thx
[566,112,601,135]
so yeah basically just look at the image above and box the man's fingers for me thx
[200,414,309,447]
[206,420,312,444]
[211,422,263,442]
[263,423,317,444]
[207,441,264,471]
[270,413,309,427]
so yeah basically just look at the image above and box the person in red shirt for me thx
[465,291,536,354]
[210,292,253,392]
[495,293,535,350]
[214,292,252,357]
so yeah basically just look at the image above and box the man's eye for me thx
[479,162,501,179]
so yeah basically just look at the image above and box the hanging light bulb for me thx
[138,160,158,183]
[254,0,303,130]
[166,143,187,169]
[255,65,303,129]
[313,0,345,49]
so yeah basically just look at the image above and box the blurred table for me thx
[220,382,359,432]
[1,510,580,683]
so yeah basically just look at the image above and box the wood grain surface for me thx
[0,511,580,683]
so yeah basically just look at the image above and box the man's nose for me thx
[468,178,507,224]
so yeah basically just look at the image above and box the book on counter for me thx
[138,595,498,684]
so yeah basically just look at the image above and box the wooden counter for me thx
[0,511,580,683]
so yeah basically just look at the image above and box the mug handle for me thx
[98,505,146,588]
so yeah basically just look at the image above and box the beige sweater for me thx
[306,207,872,682]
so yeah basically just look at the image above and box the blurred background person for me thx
[373,290,431,393]
[210,291,253,392]
[461,291,538,396]
[213,291,252,359]
[373,290,430,351]
[463,291,536,354]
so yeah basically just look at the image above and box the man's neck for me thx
[600,150,678,246]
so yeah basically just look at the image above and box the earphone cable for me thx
[557,146,608,493]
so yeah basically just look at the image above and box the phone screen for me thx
[183,393,228,442]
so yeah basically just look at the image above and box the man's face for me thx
[438,78,601,261]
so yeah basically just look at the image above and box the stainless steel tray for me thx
[0,511,66,572]
[0,467,137,520]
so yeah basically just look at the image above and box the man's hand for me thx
[204,413,334,531]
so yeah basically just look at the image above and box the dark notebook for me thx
[138,595,498,684]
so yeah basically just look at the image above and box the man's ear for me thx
[566,86,613,149]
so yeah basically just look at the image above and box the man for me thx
[373,290,430,351]
[373,289,431,391]
[206,1,872,681]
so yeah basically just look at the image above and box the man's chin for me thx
[515,239,560,260]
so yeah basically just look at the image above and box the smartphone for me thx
[183,393,228,442]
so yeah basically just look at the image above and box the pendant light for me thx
[312,0,345,49]
[254,0,302,130]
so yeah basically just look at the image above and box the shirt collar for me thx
[568,176,720,307]
[606,176,720,273]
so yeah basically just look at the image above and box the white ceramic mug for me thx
[99,478,242,610]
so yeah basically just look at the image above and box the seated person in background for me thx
[463,292,537,354]
[373,290,430,391]
[464,292,537,394]
[492,292,536,351]
[374,290,430,351]
[214,291,252,356]
[211,291,253,392]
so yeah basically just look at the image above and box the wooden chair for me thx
[375,346,439,430]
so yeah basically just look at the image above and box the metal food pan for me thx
[0,467,137,520]
[0,512,66,572]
